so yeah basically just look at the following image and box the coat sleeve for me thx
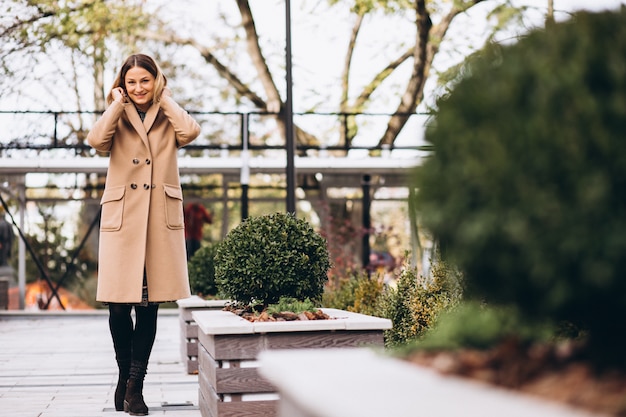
[159,96,201,147]
[87,101,127,152]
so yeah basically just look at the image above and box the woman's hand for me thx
[112,87,126,104]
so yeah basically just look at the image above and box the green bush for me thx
[378,256,462,348]
[414,301,557,352]
[414,10,626,362]
[188,244,220,298]
[351,275,385,317]
[322,270,384,317]
[321,276,361,310]
[214,212,331,307]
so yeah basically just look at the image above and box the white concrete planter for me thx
[259,348,605,417]
[176,296,229,374]
[193,308,392,417]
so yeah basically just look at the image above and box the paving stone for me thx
[0,310,201,417]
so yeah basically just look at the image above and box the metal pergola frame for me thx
[0,154,420,310]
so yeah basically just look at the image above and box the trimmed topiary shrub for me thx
[188,243,220,298]
[414,10,626,363]
[214,212,331,307]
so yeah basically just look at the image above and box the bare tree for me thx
[1,0,536,150]
[0,1,151,115]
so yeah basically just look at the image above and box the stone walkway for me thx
[0,309,201,417]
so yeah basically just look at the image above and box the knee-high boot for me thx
[114,358,130,411]
[109,304,133,412]
[124,360,149,416]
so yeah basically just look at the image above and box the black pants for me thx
[186,238,201,260]
[108,303,159,365]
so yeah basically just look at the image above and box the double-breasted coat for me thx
[87,96,201,303]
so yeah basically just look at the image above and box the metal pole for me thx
[362,174,372,273]
[241,113,250,220]
[17,178,26,310]
[285,0,296,214]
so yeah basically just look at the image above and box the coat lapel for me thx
[143,103,159,132]
[124,105,151,151]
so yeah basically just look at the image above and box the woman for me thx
[87,54,200,415]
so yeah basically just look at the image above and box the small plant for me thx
[321,276,360,311]
[215,212,331,307]
[188,243,220,298]
[378,255,462,348]
[266,297,318,315]
[322,270,385,317]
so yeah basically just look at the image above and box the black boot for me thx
[114,359,130,411]
[108,304,134,412]
[124,361,149,416]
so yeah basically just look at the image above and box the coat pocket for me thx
[100,185,125,232]
[164,184,184,229]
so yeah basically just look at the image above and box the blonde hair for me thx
[106,54,167,105]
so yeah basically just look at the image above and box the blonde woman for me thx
[88,54,200,415]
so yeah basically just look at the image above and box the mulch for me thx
[224,304,331,322]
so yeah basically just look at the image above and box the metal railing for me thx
[0,110,430,155]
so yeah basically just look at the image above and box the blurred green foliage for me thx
[414,301,558,352]
[188,244,220,298]
[414,9,626,364]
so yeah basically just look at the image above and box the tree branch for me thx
[379,0,432,146]
[379,0,486,147]
[139,29,267,108]
[236,0,282,113]
[340,12,364,112]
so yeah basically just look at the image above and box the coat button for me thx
[151,184,156,189]
[132,158,140,164]
[145,159,151,165]
[143,184,150,190]
[131,183,137,189]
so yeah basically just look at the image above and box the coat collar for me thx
[143,104,159,131]
[124,102,160,150]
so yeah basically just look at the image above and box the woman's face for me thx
[124,66,155,111]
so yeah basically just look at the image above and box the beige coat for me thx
[87,97,200,303]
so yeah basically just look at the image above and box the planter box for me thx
[176,296,229,374]
[258,348,604,417]
[193,308,392,417]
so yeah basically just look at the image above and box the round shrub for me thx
[214,212,331,306]
[414,10,626,360]
[188,244,220,298]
